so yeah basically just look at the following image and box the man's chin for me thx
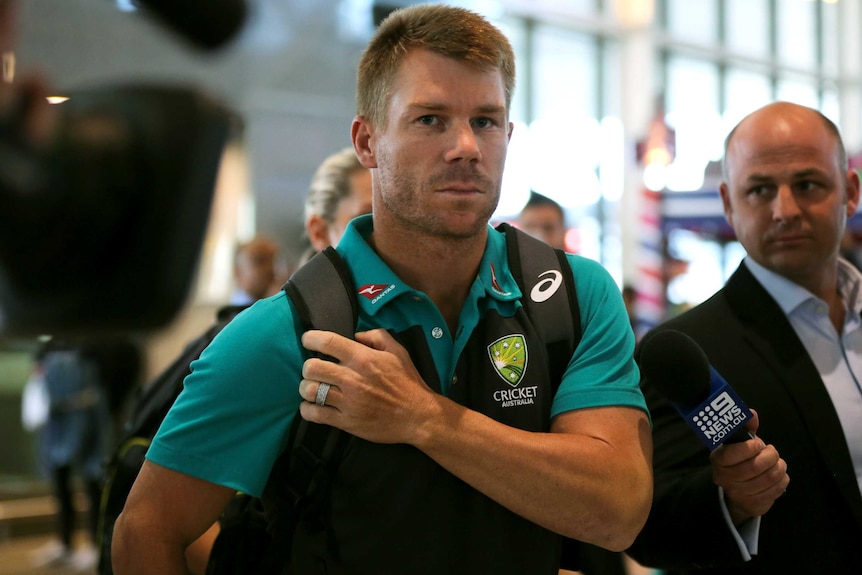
[441,214,491,238]
[763,252,826,277]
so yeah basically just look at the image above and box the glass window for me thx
[666,56,722,192]
[822,85,840,128]
[602,39,621,118]
[666,0,718,45]
[529,25,600,209]
[821,0,840,77]
[776,75,819,110]
[494,16,528,125]
[724,67,773,133]
[495,17,530,220]
[724,0,770,59]
[667,56,720,119]
[560,0,601,16]
[532,25,597,119]
[498,121,532,219]
[776,0,817,69]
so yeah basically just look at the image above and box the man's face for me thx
[519,204,566,250]
[365,48,512,239]
[327,169,373,247]
[235,244,275,299]
[720,104,860,289]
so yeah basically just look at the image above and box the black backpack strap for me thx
[496,222,581,390]
[262,246,357,568]
[282,246,358,341]
[280,245,357,494]
[496,222,583,573]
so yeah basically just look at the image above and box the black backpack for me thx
[206,223,585,574]
[96,304,248,575]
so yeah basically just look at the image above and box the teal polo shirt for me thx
[147,215,644,497]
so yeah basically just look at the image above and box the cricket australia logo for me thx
[488,334,527,387]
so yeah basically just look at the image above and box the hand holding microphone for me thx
[709,408,789,524]
[637,329,790,524]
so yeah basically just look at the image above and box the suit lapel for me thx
[724,263,862,525]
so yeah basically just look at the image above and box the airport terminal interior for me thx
[2,0,860,573]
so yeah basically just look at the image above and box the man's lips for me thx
[768,233,811,246]
[436,181,483,191]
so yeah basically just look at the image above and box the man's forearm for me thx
[411,398,653,549]
[112,512,192,575]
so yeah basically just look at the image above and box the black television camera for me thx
[0,0,247,336]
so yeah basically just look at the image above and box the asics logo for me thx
[530,270,562,303]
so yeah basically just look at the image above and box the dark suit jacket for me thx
[627,263,862,574]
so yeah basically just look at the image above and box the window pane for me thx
[494,16,528,124]
[667,56,720,117]
[725,0,769,59]
[666,56,722,191]
[529,26,600,208]
[724,67,773,131]
[822,85,840,127]
[561,0,601,16]
[776,0,817,69]
[602,39,621,118]
[776,76,819,110]
[533,25,597,118]
[822,0,839,77]
[666,0,718,45]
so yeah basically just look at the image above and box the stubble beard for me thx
[377,165,499,240]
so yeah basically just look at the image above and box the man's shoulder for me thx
[212,292,298,344]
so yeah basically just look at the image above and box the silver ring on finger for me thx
[315,382,331,407]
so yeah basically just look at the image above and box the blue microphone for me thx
[637,329,753,451]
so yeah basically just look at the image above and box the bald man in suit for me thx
[628,102,862,573]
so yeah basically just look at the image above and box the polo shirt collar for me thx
[336,216,523,317]
[743,255,862,316]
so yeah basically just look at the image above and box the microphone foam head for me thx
[636,329,711,407]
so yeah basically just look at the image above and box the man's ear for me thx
[352,116,377,169]
[306,215,332,253]
[719,182,734,226]
[845,168,861,216]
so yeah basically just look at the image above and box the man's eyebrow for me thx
[742,168,828,184]
[742,173,773,184]
[405,102,506,115]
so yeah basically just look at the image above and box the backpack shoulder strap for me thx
[282,246,357,340]
[496,222,581,357]
[263,247,356,547]
[206,253,358,575]
[496,222,584,572]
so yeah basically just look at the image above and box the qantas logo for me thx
[530,270,562,303]
[358,283,395,304]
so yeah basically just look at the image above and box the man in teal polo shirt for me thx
[112,5,652,574]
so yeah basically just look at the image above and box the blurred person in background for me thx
[298,145,373,266]
[27,338,112,570]
[517,190,568,251]
[229,235,280,305]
